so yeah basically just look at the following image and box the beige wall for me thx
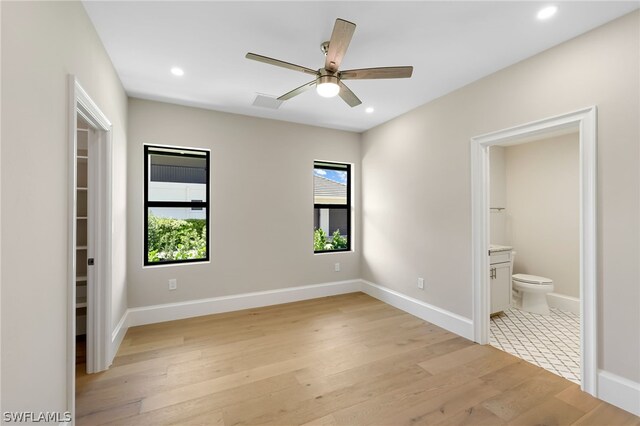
[1,1,128,414]
[362,11,639,382]
[504,133,580,298]
[127,99,361,308]
[489,145,507,244]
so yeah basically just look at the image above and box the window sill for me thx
[143,260,210,269]
[314,250,354,256]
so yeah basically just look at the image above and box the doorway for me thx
[67,76,113,418]
[470,107,597,396]
[488,130,580,384]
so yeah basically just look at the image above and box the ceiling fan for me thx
[246,18,413,108]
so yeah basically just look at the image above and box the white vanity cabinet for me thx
[489,248,512,315]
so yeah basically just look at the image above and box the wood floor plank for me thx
[572,402,640,426]
[418,342,496,374]
[555,384,602,413]
[328,349,518,426]
[479,356,545,391]
[168,409,224,426]
[243,365,434,426]
[370,378,501,425]
[76,400,141,426]
[76,350,202,393]
[300,414,337,426]
[433,404,507,425]
[140,354,318,413]
[482,373,573,421]
[104,373,299,425]
[507,396,586,425]
[75,293,640,425]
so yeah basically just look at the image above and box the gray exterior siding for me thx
[314,208,348,237]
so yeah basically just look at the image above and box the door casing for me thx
[470,106,597,396]
[67,75,113,421]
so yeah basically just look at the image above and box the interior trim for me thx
[360,280,474,340]
[470,106,598,395]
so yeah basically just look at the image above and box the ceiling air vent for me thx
[252,94,283,110]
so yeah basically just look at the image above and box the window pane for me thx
[314,208,348,251]
[147,208,207,263]
[148,150,207,202]
[314,168,347,205]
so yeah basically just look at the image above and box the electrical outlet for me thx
[169,279,177,291]
[335,262,341,272]
[417,277,425,290]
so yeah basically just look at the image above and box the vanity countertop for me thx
[489,244,513,254]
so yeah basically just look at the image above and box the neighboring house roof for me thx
[314,174,346,204]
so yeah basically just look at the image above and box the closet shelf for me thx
[77,216,87,220]
[77,187,88,191]
[77,246,87,250]
[76,276,87,282]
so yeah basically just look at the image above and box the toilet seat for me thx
[512,273,553,285]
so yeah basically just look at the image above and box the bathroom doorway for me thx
[488,130,580,384]
[470,107,597,396]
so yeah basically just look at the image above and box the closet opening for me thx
[68,75,114,420]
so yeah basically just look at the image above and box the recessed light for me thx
[170,67,184,76]
[365,107,374,113]
[537,5,557,20]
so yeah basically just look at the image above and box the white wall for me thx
[362,11,639,383]
[1,1,127,414]
[127,98,361,308]
[504,133,580,298]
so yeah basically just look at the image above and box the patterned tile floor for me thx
[490,307,581,384]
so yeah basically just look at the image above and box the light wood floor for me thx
[76,293,640,425]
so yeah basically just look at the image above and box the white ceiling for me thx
[83,1,638,132]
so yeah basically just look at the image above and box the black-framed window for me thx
[144,145,210,265]
[314,161,351,253]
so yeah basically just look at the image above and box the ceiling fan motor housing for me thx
[318,74,339,85]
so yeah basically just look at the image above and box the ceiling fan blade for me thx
[246,53,318,76]
[338,81,362,107]
[340,66,414,80]
[325,19,356,73]
[277,79,318,101]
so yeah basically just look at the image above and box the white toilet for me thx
[512,273,554,315]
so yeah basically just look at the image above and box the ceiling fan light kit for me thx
[246,18,413,108]
[316,75,340,98]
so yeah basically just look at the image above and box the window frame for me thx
[144,144,211,266]
[313,161,352,254]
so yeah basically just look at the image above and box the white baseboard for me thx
[597,370,640,416]
[360,280,474,340]
[115,278,473,353]
[547,292,580,314]
[110,310,129,363]
[126,279,362,328]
